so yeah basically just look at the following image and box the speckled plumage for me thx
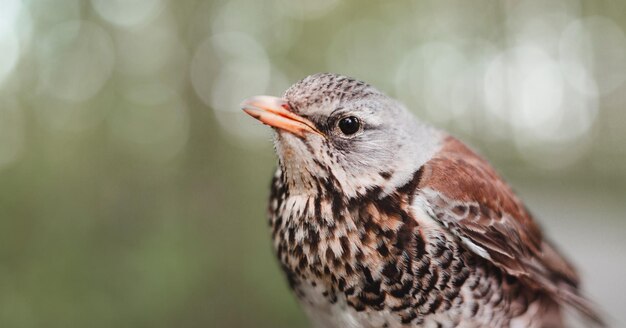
[244,73,602,328]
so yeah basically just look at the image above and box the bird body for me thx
[242,73,602,327]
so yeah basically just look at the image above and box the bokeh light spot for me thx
[485,47,565,134]
[0,30,20,88]
[190,32,272,141]
[276,0,341,21]
[560,16,626,95]
[113,17,180,77]
[0,0,26,88]
[36,20,115,102]
[91,0,165,28]
[212,0,300,55]
[0,0,22,38]
[395,42,469,123]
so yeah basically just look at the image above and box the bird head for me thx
[242,73,441,198]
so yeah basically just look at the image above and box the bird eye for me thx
[338,116,360,135]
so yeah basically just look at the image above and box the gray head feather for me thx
[283,73,382,114]
[275,73,443,198]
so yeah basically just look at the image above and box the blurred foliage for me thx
[0,0,625,327]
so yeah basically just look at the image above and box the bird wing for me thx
[415,136,602,324]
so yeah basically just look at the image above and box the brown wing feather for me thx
[418,136,603,324]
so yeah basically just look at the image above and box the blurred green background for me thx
[0,0,625,327]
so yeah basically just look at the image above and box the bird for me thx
[241,73,603,328]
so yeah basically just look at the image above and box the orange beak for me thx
[241,96,323,138]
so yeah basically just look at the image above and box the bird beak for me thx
[241,96,323,138]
